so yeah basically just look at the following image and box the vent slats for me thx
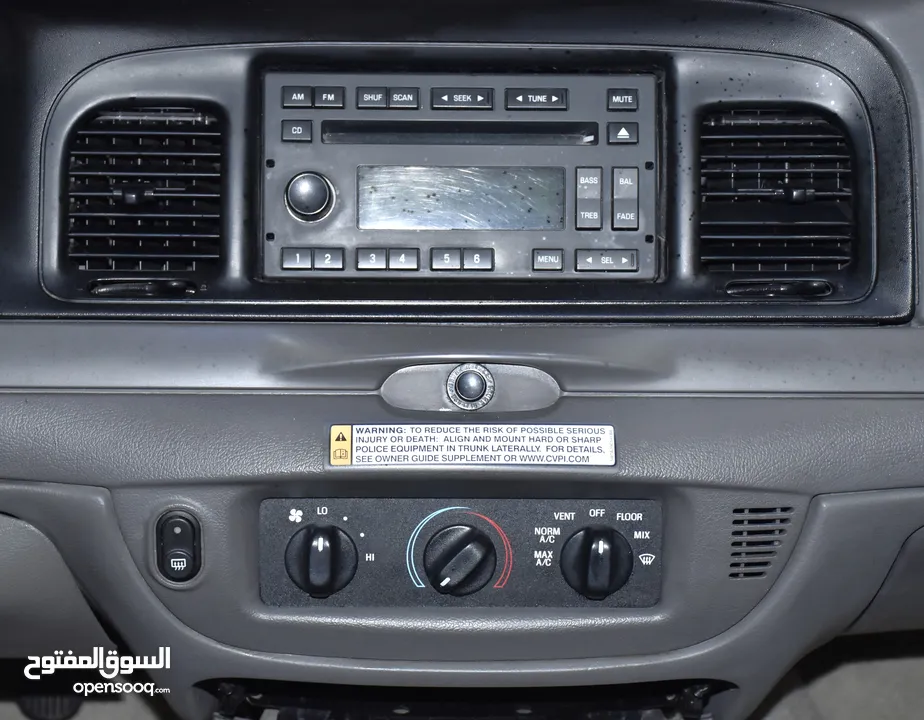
[65,106,223,277]
[699,109,856,276]
[729,506,794,579]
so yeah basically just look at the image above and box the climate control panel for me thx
[260,499,661,607]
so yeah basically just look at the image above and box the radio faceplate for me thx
[261,73,659,281]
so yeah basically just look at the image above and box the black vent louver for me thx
[65,106,223,288]
[699,109,856,277]
[729,506,794,579]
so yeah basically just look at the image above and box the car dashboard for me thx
[0,1,923,719]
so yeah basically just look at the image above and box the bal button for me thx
[455,370,487,403]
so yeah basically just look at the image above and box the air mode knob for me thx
[285,525,357,598]
[286,172,333,220]
[560,526,633,600]
[424,525,497,596]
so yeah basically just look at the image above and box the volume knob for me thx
[286,172,333,221]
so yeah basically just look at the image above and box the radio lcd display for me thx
[357,166,565,231]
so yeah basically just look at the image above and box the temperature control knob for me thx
[424,525,497,596]
[285,525,357,598]
[560,526,633,600]
[285,172,333,220]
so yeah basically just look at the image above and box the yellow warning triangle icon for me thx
[335,432,347,442]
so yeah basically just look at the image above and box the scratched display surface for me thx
[357,166,565,231]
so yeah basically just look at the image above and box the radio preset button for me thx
[431,248,463,271]
[357,87,388,109]
[314,86,345,108]
[612,168,639,230]
[608,122,639,145]
[576,250,638,272]
[463,248,494,271]
[388,88,420,109]
[281,120,312,142]
[505,88,568,110]
[281,248,313,271]
[388,249,420,270]
[576,167,603,231]
[314,248,345,271]
[607,89,639,111]
[532,249,564,272]
[282,86,313,108]
[431,88,494,110]
[357,248,388,271]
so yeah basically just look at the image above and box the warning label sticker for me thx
[330,424,616,466]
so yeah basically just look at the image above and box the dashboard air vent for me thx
[65,106,223,285]
[699,109,855,277]
[729,506,794,579]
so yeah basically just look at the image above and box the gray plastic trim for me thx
[0,482,921,720]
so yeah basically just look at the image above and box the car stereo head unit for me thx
[261,73,658,280]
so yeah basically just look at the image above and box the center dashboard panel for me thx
[262,73,658,280]
[259,498,662,607]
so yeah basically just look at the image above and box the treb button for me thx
[576,167,603,230]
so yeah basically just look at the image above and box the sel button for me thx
[576,250,639,272]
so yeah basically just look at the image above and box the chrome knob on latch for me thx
[446,363,495,411]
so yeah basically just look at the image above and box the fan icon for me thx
[288,509,303,523]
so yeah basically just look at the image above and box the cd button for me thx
[532,249,564,272]
[505,88,568,110]
[431,248,462,271]
[463,248,494,271]
[357,87,388,109]
[431,88,494,110]
[607,89,639,111]
[357,248,387,270]
[282,86,312,108]
[281,120,312,142]
[314,86,345,108]
[388,88,420,109]
[388,248,420,270]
